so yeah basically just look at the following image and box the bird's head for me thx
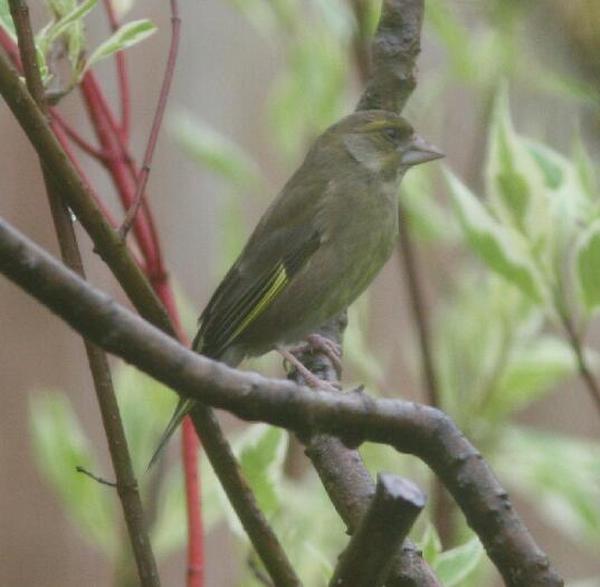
[328,110,443,180]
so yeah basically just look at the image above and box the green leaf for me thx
[434,536,484,587]
[445,170,542,303]
[29,392,117,556]
[202,424,288,539]
[85,19,157,71]
[486,90,547,235]
[237,424,288,519]
[42,0,97,50]
[419,523,442,566]
[400,166,458,243]
[0,0,16,40]
[485,336,576,419]
[576,220,600,312]
[171,112,263,189]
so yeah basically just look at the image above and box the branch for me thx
[190,407,301,587]
[0,218,564,587]
[329,474,425,587]
[291,318,440,587]
[102,0,131,139]
[7,2,160,585]
[119,0,181,239]
[356,0,424,113]
[351,0,451,547]
[0,50,172,334]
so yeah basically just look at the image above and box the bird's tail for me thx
[147,334,244,470]
[147,397,195,470]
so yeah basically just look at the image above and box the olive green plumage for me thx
[149,110,442,467]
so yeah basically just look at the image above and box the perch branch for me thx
[290,318,440,587]
[0,217,564,587]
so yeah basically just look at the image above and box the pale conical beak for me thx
[400,134,444,166]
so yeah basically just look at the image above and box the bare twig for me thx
[0,218,564,587]
[329,474,426,587]
[75,466,117,487]
[118,0,181,239]
[7,2,161,586]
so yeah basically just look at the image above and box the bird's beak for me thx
[400,134,444,166]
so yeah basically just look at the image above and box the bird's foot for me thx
[288,334,343,377]
[306,334,343,376]
[278,348,341,392]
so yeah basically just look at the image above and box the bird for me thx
[148,109,443,467]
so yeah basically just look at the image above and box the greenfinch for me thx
[150,109,442,466]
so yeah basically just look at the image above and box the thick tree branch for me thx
[329,474,426,587]
[291,319,440,587]
[356,0,424,113]
[7,2,160,585]
[0,218,564,587]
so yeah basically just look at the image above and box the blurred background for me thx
[1,0,600,585]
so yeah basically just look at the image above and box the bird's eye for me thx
[383,127,401,142]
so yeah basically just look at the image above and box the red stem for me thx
[80,11,203,583]
[102,0,130,141]
[0,27,21,68]
[51,109,107,160]
[119,0,181,239]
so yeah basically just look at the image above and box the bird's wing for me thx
[194,225,321,358]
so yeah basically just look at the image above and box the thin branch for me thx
[397,214,439,406]
[79,72,167,287]
[102,0,131,140]
[7,2,161,586]
[118,0,181,239]
[190,407,301,587]
[559,311,600,414]
[51,109,107,160]
[329,474,426,587]
[0,217,564,587]
[0,49,173,334]
[76,465,117,487]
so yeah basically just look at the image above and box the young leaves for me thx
[84,18,157,73]
[445,169,542,303]
[419,525,485,587]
